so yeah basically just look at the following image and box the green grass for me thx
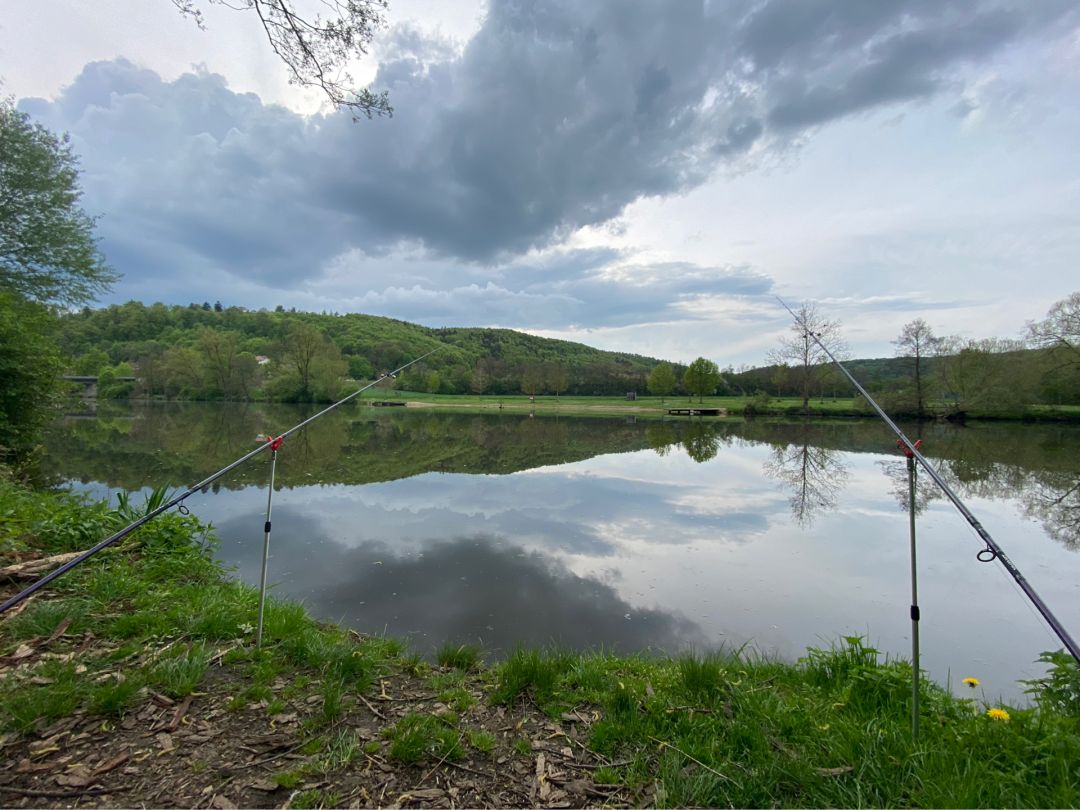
[490,648,578,711]
[384,713,463,764]
[512,737,532,755]
[0,477,399,735]
[489,643,1080,808]
[291,790,342,809]
[436,642,482,671]
[467,728,496,753]
[364,389,875,418]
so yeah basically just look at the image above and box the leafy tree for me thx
[893,318,940,418]
[279,322,345,401]
[683,357,720,403]
[935,337,1028,416]
[546,363,569,399]
[0,292,64,457]
[283,322,325,400]
[162,347,204,397]
[0,99,116,306]
[647,362,676,403]
[73,347,110,376]
[196,328,245,398]
[346,354,374,380]
[520,363,543,398]
[173,0,392,118]
[770,302,846,413]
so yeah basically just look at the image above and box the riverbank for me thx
[91,389,1080,423]
[2,478,1079,808]
[381,392,1080,422]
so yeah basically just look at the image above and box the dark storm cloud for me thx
[17,0,1075,301]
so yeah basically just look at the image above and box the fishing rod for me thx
[0,347,441,615]
[776,296,1080,664]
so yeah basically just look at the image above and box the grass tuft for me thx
[491,648,576,710]
[385,713,463,764]
[436,642,482,671]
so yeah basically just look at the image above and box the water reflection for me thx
[45,405,1080,701]
[1022,474,1080,550]
[214,506,707,655]
[762,427,850,527]
[876,459,943,517]
[41,404,1080,551]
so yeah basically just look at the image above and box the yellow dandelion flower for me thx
[986,708,1010,722]
[962,677,980,688]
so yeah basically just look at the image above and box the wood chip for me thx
[45,617,73,644]
[248,778,280,792]
[55,766,93,788]
[400,788,445,801]
[156,732,176,752]
[212,794,238,809]
[92,751,129,777]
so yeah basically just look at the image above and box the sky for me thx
[2,0,1078,366]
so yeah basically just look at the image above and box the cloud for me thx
[17,0,1075,313]
[311,250,774,328]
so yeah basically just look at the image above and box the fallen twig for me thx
[0,552,83,580]
[358,693,388,721]
[169,695,194,732]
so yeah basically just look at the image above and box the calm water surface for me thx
[44,402,1080,702]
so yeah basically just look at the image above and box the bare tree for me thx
[173,0,392,119]
[893,318,940,418]
[770,302,846,413]
[1027,292,1080,369]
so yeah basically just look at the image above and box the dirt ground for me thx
[0,646,636,809]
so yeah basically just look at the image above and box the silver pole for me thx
[907,454,921,743]
[255,445,279,648]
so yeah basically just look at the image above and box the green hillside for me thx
[58,301,671,398]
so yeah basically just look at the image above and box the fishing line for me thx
[0,348,441,615]
[776,296,1080,664]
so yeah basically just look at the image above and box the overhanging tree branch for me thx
[174,0,393,119]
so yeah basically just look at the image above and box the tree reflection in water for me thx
[876,458,943,517]
[1019,472,1080,550]
[763,427,850,527]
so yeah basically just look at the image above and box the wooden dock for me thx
[667,407,726,417]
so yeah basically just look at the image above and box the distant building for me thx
[256,356,271,365]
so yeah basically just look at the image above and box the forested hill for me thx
[58,301,671,397]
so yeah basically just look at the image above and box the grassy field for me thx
[359,390,867,417]
[357,389,1080,423]
[2,477,1080,806]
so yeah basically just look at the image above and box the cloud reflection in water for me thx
[215,506,710,656]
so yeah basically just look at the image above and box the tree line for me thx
[730,300,1080,417]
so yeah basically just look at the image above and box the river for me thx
[42,401,1080,703]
